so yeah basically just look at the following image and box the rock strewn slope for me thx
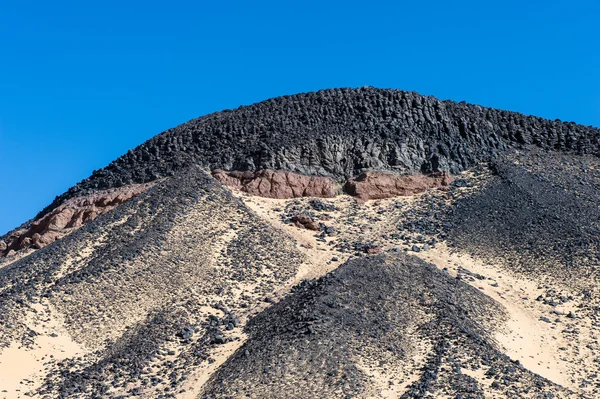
[0,166,306,398]
[445,151,600,285]
[2,151,600,397]
[200,254,580,399]
[227,156,600,397]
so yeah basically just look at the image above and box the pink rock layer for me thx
[213,168,453,202]
[212,169,337,199]
[344,171,453,202]
[1,182,156,257]
[1,170,451,258]
[291,214,319,231]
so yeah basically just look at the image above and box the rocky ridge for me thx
[36,87,600,220]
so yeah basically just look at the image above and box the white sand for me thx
[0,302,84,399]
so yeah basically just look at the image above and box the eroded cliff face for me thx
[344,171,453,202]
[38,87,600,217]
[212,169,337,199]
[1,182,156,258]
[212,168,452,202]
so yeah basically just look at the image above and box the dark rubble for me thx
[199,254,580,399]
[445,151,600,285]
[0,166,305,398]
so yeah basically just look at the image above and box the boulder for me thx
[291,214,320,231]
[366,246,383,255]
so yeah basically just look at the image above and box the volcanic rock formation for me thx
[37,87,600,218]
[2,88,600,399]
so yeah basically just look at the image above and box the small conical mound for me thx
[200,253,577,398]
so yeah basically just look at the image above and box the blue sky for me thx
[1,0,599,234]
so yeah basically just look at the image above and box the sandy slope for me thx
[0,302,84,399]
[229,187,595,397]
[417,245,575,389]
[1,159,599,398]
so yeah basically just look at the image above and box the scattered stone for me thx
[308,199,336,212]
[366,246,382,255]
[177,326,194,340]
[213,334,226,344]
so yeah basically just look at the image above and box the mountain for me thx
[1,87,599,399]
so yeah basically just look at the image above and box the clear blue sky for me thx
[1,1,599,234]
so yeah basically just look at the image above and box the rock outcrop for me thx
[1,182,155,257]
[212,169,336,199]
[213,168,452,202]
[343,171,453,202]
[37,87,600,219]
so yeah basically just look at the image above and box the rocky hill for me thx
[1,88,600,399]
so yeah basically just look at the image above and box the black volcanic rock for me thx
[199,254,578,398]
[38,87,600,217]
[444,151,600,284]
